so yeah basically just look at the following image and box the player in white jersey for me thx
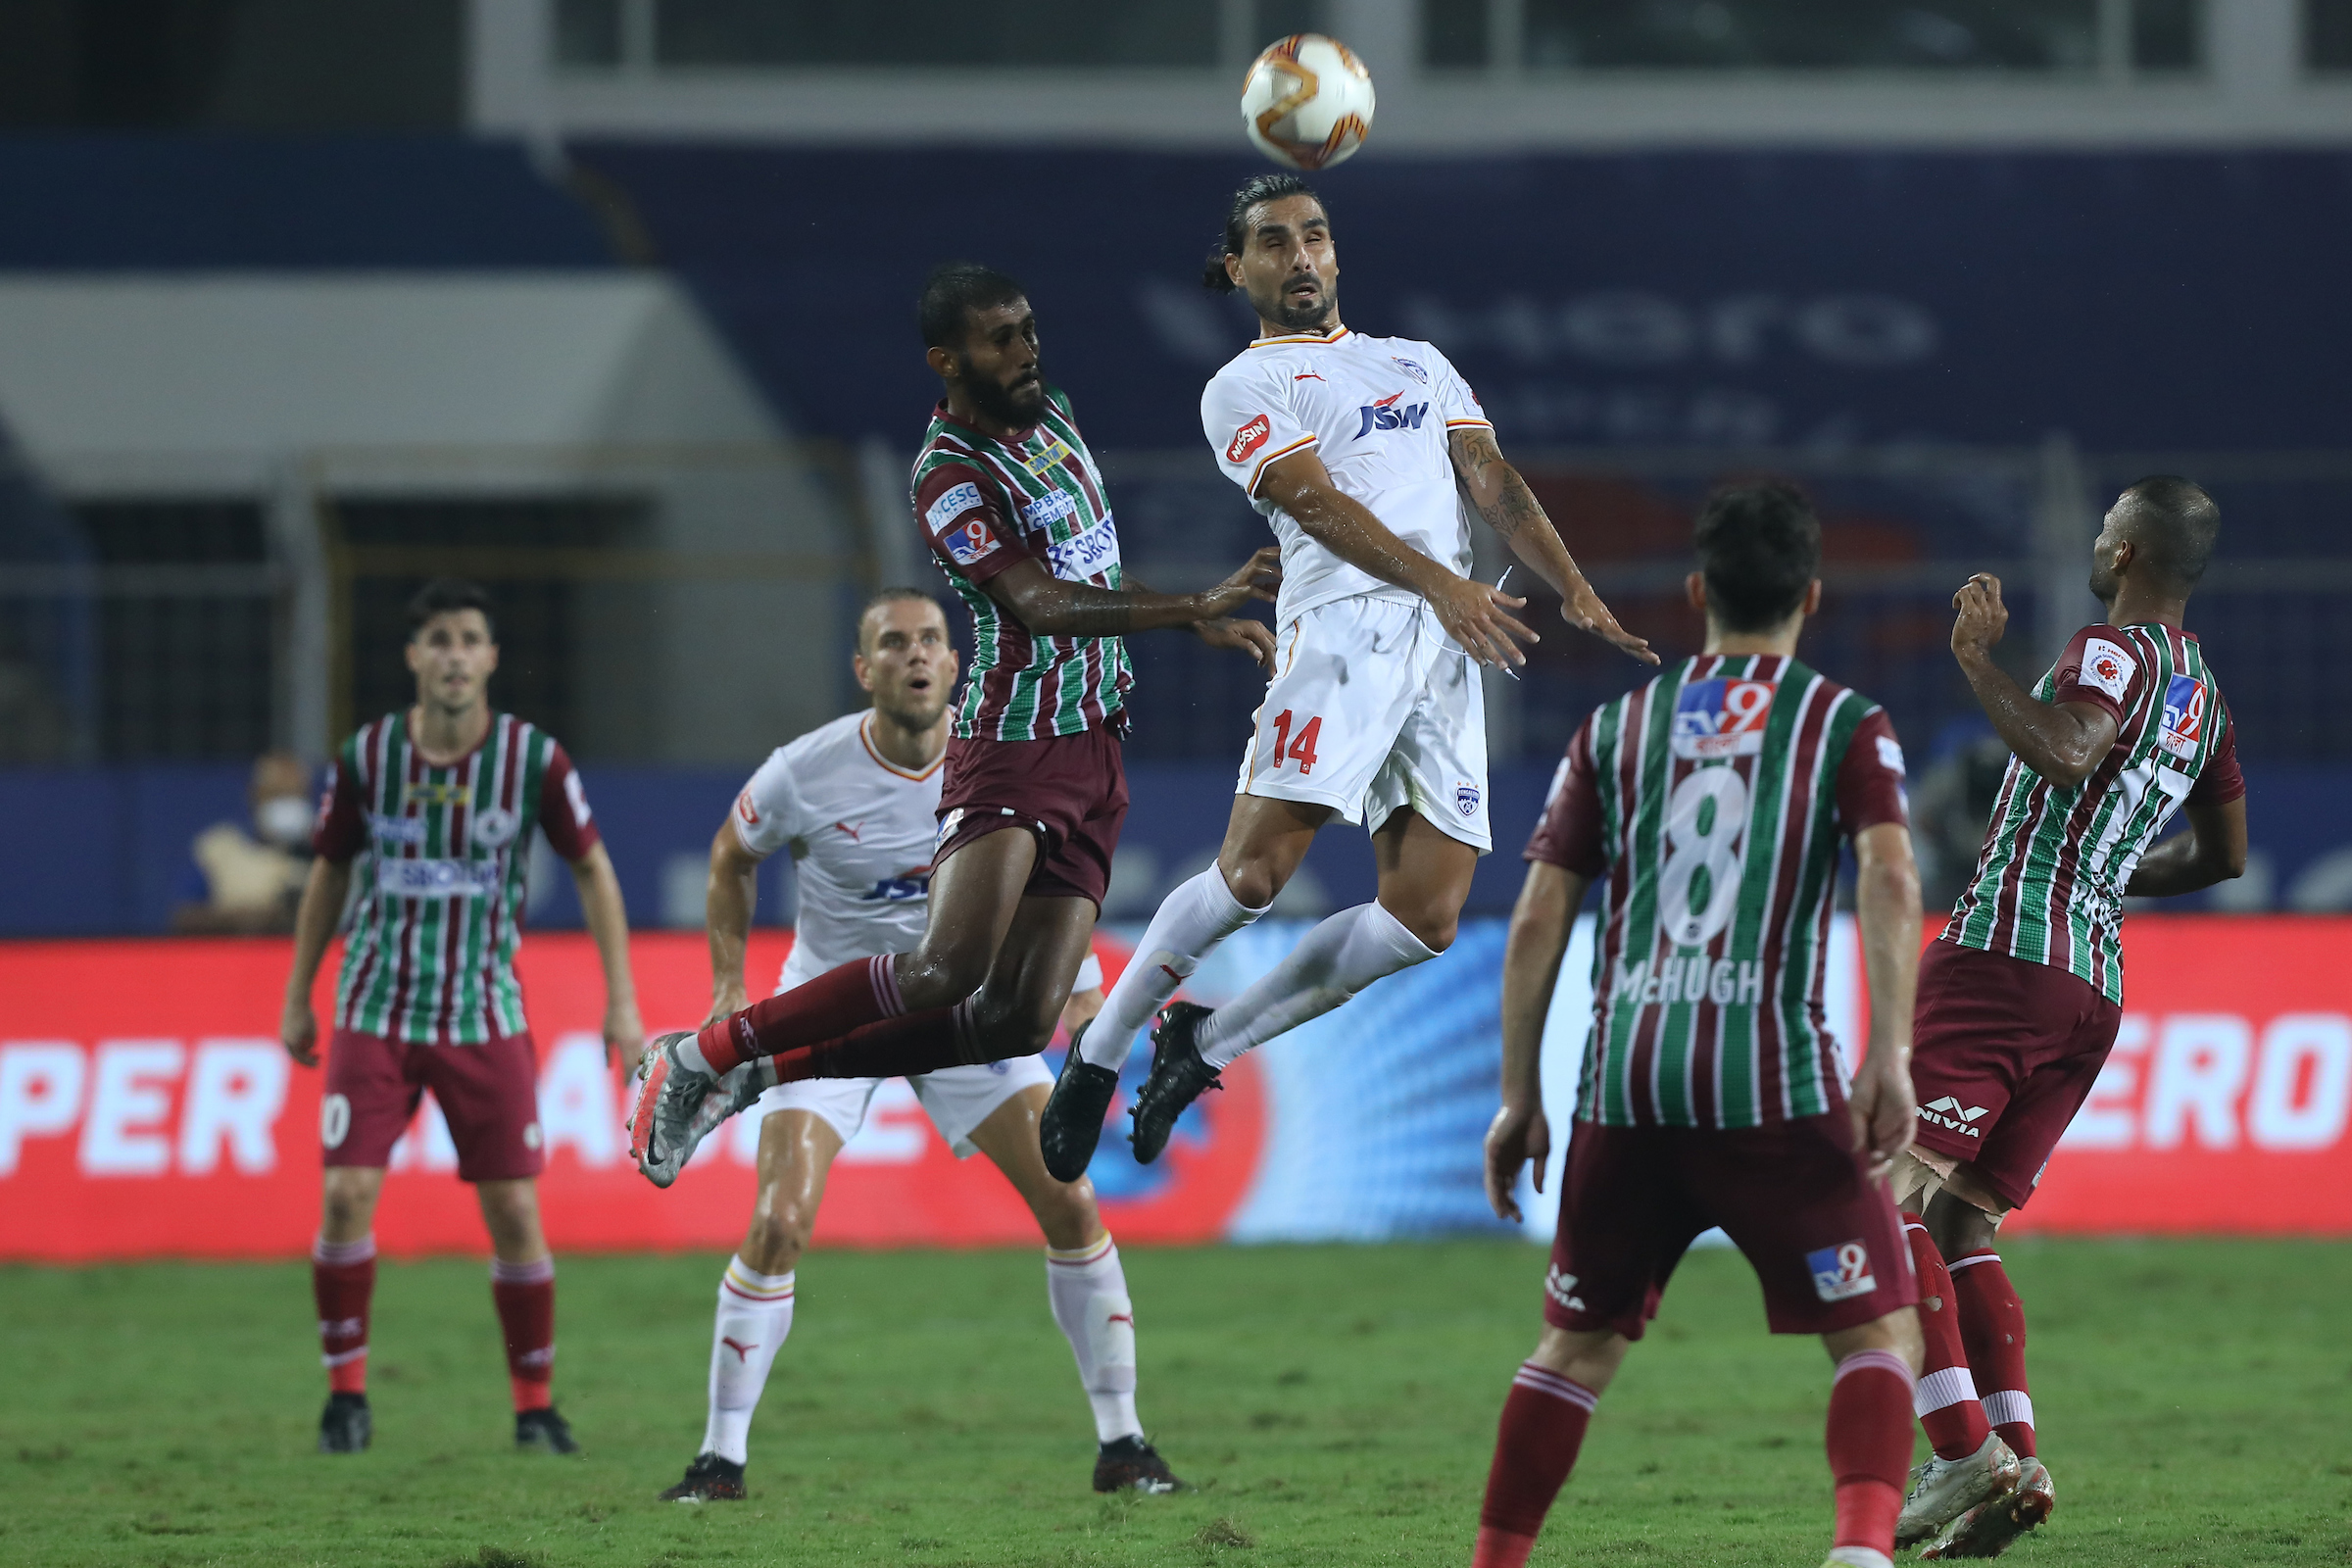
[660,589,1185,1503]
[1041,172,1658,1178]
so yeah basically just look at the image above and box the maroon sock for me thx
[312,1234,376,1396]
[1950,1251,2033,1458]
[1473,1361,1599,1568]
[490,1256,556,1413]
[1903,1213,1991,1460]
[697,954,906,1073]
[767,1000,980,1084]
[1827,1348,1915,1558]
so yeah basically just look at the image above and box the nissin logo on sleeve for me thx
[1352,391,1429,439]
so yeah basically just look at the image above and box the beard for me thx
[1268,281,1337,333]
[957,361,1046,428]
[2087,558,2119,608]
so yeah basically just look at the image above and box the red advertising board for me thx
[0,932,1266,1261]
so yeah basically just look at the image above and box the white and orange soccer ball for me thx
[1241,33,1375,172]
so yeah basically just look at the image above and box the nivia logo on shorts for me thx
[1919,1096,1990,1137]
[1352,391,1430,439]
[1806,1241,1877,1302]
[1544,1264,1587,1313]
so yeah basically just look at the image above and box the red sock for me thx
[312,1234,376,1396]
[1827,1348,1915,1558]
[697,954,906,1073]
[768,1000,979,1084]
[490,1256,556,1413]
[1949,1251,2033,1458]
[1473,1362,1599,1568]
[1903,1214,1990,1460]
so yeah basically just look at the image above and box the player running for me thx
[1889,476,2243,1558]
[1473,483,1925,1568]
[1037,172,1655,1180]
[626,263,1280,1181]
[658,588,1185,1503]
[280,578,643,1455]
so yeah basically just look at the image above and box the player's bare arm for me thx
[982,548,1280,643]
[1125,568,1277,673]
[703,817,764,1025]
[1258,446,1537,669]
[1848,821,1922,1180]
[1485,860,1588,1222]
[564,839,645,1070]
[279,854,354,1067]
[1448,427,1657,665]
[2126,789,2247,897]
[1949,573,2121,788]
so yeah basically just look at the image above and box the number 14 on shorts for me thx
[1267,710,1323,775]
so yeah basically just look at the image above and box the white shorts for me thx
[754,1056,1053,1159]
[1236,595,1492,852]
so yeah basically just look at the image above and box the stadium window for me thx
[556,0,624,67]
[1423,0,1492,67]
[2310,0,2352,69]
[655,0,1219,67]
[1521,0,2101,71]
[2132,0,2201,70]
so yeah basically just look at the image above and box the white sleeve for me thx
[1201,359,1317,499]
[1072,951,1103,994]
[1427,345,1492,432]
[730,746,812,858]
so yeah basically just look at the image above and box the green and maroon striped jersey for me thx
[909,388,1133,741]
[313,710,599,1044]
[1946,622,2241,1003]
[1527,655,1910,1128]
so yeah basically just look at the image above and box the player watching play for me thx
[657,587,1184,1503]
[626,264,1280,1182]
[281,578,643,1456]
[1889,477,2244,1558]
[1037,172,1654,1179]
[1473,482,1926,1568]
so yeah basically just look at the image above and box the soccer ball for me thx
[1241,34,1375,172]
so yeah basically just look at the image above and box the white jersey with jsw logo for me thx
[731,710,943,994]
[1200,326,1492,624]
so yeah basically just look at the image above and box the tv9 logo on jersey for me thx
[1670,677,1777,760]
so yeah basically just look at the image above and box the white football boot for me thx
[626,1032,724,1187]
[1921,1456,2055,1559]
[1896,1433,2021,1548]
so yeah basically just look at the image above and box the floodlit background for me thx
[0,0,2348,1255]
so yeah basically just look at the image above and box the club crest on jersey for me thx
[1390,356,1429,384]
[2157,671,2206,763]
[469,807,518,849]
[1671,677,1777,760]
[1227,414,1272,465]
[1020,490,1078,530]
[1806,1242,1877,1302]
[1455,781,1481,817]
[1352,391,1429,440]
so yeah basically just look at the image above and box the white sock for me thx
[1196,901,1438,1069]
[1825,1549,1892,1568]
[1082,866,1266,1072]
[1045,1234,1141,1445]
[701,1255,795,1465]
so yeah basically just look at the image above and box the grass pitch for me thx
[2,1239,2347,1566]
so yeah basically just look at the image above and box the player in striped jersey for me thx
[626,264,1280,1182]
[1888,477,2245,1558]
[280,579,643,1456]
[1475,484,1926,1568]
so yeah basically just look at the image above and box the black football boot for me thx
[1126,1003,1222,1165]
[1039,1020,1122,1184]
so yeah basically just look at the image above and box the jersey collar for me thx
[859,713,947,781]
[1250,325,1350,348]
[932,397,1041,448]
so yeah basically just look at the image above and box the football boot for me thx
[317,1392,371,1454]
[1039,1021,1121,1183]
[1127,1003,1221,1165]
[1922,1457,2055,1559]
[661,1451,748,1501]
[514,1404,580,1454]
[1896,1432,2020,1546]
[1093,1435,1187,1494]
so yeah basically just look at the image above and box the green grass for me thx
[3,1240,2349,1566]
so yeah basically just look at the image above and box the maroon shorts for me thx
[1909,940,2124,1210]
[1545,1115,1917,1339]
[935,724,1128,907]
[321,1027,544,1182]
